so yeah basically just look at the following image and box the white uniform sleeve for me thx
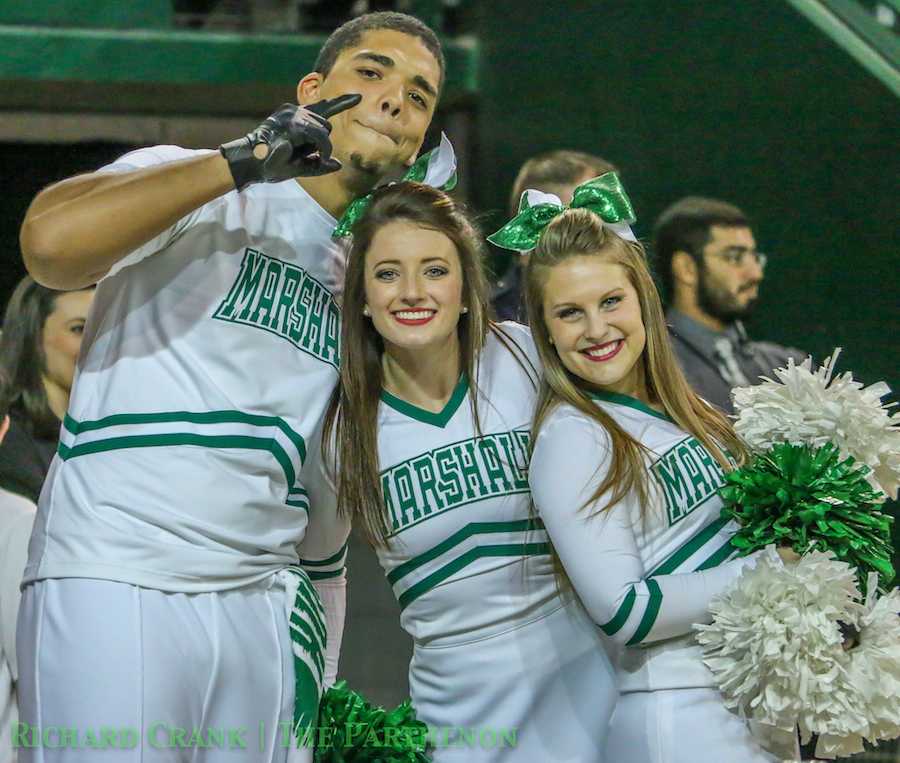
[97,145,217,278]
[311,577,345,688]
[530,412,756,647]
[296,446,350,687]
[0,495,36,681]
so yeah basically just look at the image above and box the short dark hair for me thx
[509,150,618,216]
[652,196,750,300]
[314,12,445,92]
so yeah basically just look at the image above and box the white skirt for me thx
[605,687,780,763]
[16,574,322,763]
[409,600,616,763]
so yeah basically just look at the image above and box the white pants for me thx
[605,687,778,763]
[15,576,320,762]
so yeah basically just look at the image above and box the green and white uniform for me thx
[374,323,616,763]
[530,392,773,763]
[18,146,349,762]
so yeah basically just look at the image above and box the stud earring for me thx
[363,306,371,317]
[461,306,469,314]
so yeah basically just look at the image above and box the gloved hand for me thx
[219,94,361,190]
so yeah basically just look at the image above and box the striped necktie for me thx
[713,336,750,388]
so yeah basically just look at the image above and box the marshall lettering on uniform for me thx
[651,436,726,526]
[214,248,340,368]
[382,430,531,534]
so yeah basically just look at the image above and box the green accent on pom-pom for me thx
[314,680,431,762]
[719,442,895,591]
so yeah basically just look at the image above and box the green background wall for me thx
[475,0,899,394]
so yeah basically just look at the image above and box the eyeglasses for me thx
[708,250,768,269]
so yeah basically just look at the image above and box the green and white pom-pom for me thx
[720,442,894,591]
[731,348,900,499]
[695,549,900,759]
[832,576,900,757]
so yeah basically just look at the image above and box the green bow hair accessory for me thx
[487,172,637,252]
[332,132,458,239]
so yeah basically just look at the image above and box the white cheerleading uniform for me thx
[529,391,774,763]
[372,324,616,763]
[17,146,349,762]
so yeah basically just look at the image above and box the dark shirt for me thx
[667,309,806,415]
[0,407,58,504]
[491,263,525,323]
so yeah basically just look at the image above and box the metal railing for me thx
[786,0,900,95]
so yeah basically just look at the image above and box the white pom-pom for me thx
[695,549,872,758]
[731,348,900,499]
[821,579,900,758]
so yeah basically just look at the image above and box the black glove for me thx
[219,94,361,191]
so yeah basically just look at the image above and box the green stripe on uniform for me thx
[387,518,545,585]
[397,541,550,610]
[648,517,730,577]
[58,433,296,489]
[627,579,663,646]
[63,410,307,462]
[306,568,344,581]
[293,583,326,642]
[695,538,737,571]
[288,614,325,675]
[298,541,348,568]
[600,587,636,636]
[380,374,469,428]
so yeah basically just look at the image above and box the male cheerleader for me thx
[16,12,444,762]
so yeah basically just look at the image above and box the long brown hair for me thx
[524,208,746,516]
[0,275,91,439]
[324,182,510,546]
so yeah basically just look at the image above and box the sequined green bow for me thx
[331,137,458,239]
[487,172,636,251]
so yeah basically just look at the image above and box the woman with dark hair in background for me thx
[0,275,94,502]
[325,182,615,761]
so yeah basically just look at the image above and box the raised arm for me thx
[530,414,756,648]
[21,153,234,289]
[20,95,360,290]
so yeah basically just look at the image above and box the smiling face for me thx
[542,256,646,396]
[299,29,441,184]
[363,220,465,355]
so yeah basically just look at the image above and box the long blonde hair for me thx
[524,208,746,516]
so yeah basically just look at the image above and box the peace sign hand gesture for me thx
[219,94,362,190]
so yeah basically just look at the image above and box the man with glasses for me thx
[653,196,804,413]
